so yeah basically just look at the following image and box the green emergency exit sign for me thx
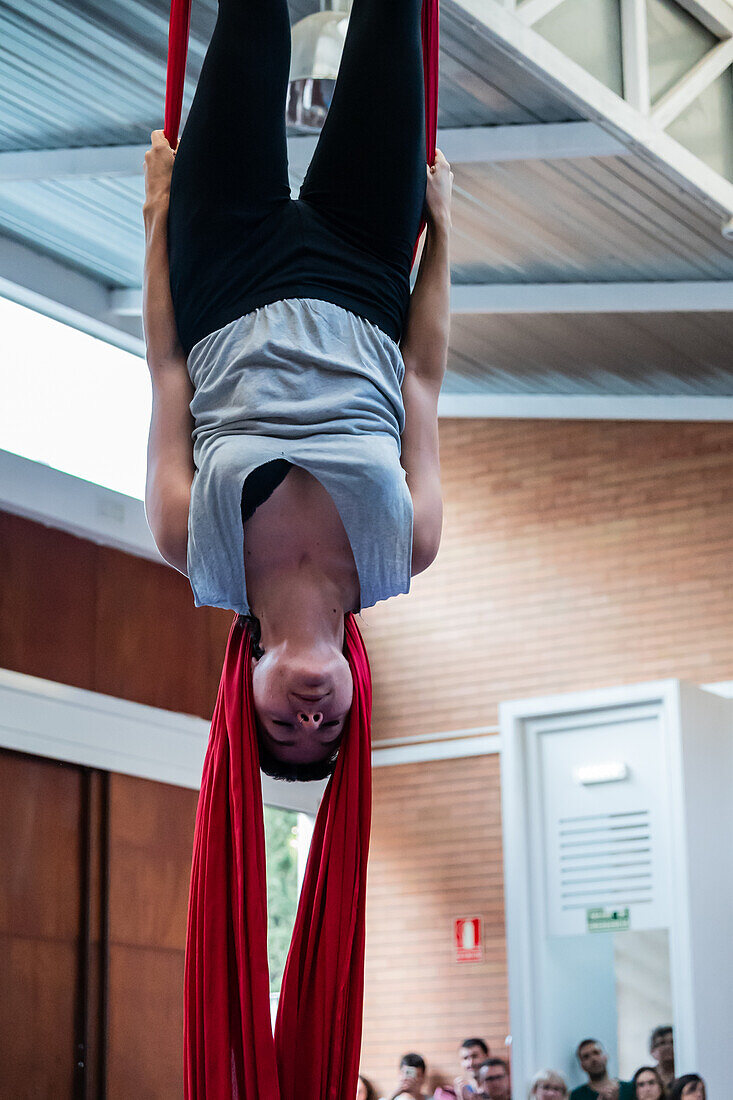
[586,906,631,933]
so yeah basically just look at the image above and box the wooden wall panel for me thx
[108,773,197,949]
[94,550,230,717]
[107,945,185,1100]
[106,773,198,1099]
[0,938,78,1099]
[0,511,97,690]
[362,754,508,1095]
[0,752,82,1099]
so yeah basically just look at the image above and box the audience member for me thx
[631,1067,666,1099]
[571,1039,634,1100]
[649,1028,675,1088]
[385,1052,433,1100]
[529,1070,569,1099]
[477,1058,511,1100]
[358,1075,378,1100]
[668,1076,705,1100]
[455,1038,490,1098]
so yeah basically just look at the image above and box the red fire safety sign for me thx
[454,917,483,963]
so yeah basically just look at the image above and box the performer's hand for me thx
[425,147,453,229]
[143,129,177,215]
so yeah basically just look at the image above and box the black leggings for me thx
[168,0,427,357]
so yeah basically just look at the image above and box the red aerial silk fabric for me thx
[164,0,441,268]
[184,614,373,1099]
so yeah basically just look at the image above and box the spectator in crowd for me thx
[631,1067,666,1099]
[477,1058,511,1100]
[358,1075,378,1100]
[455,1038,490,1098]
[668,1076,705,1100]
[529,1070,569,1099]
[649,1027,675,1088]
[385,1052,433,1100]
[571,1039,634,1100]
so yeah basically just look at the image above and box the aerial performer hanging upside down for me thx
[141,0,447,1093]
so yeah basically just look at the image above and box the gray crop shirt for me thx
[186,297,414,615]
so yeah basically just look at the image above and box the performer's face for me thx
[252,642,353,764]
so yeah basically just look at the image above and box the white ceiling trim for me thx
[0,449,161,564]
[372,733,502,767]
[434,122,627,161]
[448,0,733,221]
[438,393,733,420]
[0,234,144,356]
[450,281,733,312]
[0,123,626,183]
[111,280,733,320]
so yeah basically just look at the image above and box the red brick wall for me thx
[363,754,507,1096]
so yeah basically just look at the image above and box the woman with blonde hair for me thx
[529,1069,569,1099]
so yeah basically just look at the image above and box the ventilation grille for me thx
[558,810,653,911]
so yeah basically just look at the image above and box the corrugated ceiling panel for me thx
[450,157,733,284]
[445,311,733,395]
[0,176,144,283]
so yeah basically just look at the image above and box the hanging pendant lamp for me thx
[287,0,352,132]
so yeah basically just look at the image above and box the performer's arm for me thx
[142,131,193,575]
[400,151,453,576]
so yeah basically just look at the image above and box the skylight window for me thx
[0,296,150,500]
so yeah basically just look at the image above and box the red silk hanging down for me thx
[184,614,373,1099]
[167,0,440,1093]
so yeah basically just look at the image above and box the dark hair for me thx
[632,1066,667,1098]
[239,613,264,659]
[401,1053,426,1074]
[576,1038,604,1061]
[359,1074,378,1100]
[668,1075,704,1100]
[256,719,341,783]
[461,1038,490,1056]
[650,1026,673,1051]
[481,1058,509,1074]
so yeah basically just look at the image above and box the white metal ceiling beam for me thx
[0,235,144,357]
[0,144,148,182]
[652,37,733,130]
[437,393,733,420]
[450,281,733,313]
[110,281,733,318]
[620,0,651,113]
[437,121,626,161]
[673,0,733,37]
[446,0,733,221]
[0,124,626,183]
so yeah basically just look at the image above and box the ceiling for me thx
[1,0,732,404]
